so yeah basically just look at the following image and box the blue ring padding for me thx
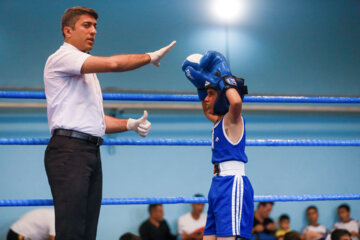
[1,194,359,207]
[1,91,360,103]
[0,138,360,146]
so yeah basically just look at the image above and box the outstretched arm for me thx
[82,54,150,74]
[81,41,176,74]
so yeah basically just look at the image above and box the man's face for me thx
[151,205,164,222]
[64,14,97,52]
[307,208,318,224]
[259,203,273,218]
[338,207,350,222]
[192,203,205,215]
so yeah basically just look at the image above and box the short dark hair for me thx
[148,204,162,213]
[61,6,98,37]
[258,202,274,209]
[338,204,350,212]
[279,214,290,221]
[306,205,318,213]
[119,233,141,240]
[194,193,205,198]
[331,229,351,240]
[284,231,301,240]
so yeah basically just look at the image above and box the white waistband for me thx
[215,161,245,176]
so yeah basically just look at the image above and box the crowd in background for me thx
[251,202,359,240]
[120,201,359,240]
[5,199,360,240]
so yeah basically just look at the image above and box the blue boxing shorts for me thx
[204,175,254,239]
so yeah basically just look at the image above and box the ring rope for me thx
[1,194,359,207]
[1,91,360,103]
[0,138,359,146]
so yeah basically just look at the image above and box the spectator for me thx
[331,229,352,240]
[253,202,276,236]
[276,214,291,240]
[177,194,207,240]
[284,232,301,240]
[329,204,360,240]
[120,232,141,240]
[302,206,327,240]
[7,208,55,240]
[139,204,176,240]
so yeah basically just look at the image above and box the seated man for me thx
[177,194,207,240]
[253,202,276,237]
[329,204,360,240]
[7,208,55,240]
[302,206,327,240]
[139,204,176,240]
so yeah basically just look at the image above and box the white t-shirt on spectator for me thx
[177,212,207,235]
[302,224,327,239]
[332,220,360,240]
[10,208,55,240]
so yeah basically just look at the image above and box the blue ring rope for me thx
[1,91,360,103]
[0,138,359,146]
[1,194,359,207]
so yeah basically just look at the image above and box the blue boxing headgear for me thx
[205,77,248,116]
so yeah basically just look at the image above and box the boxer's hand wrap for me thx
[215,73,237,91]
[147,41,176,67]
[127,110,151,138]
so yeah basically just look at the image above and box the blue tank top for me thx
[211,116,248,164]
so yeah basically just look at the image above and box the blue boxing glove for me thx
[182,54,216,100]
[200,51,232,89]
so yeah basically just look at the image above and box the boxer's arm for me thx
[225,88,243,124]
[223,88,243,142]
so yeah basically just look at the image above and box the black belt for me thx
[213,163,220,176]
[53,129,103,146]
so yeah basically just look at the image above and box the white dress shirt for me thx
[44,42,105,137]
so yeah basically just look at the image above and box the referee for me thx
[44,6,175,240]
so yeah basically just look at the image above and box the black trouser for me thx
[45,135,102,240]
[7,229,23,240]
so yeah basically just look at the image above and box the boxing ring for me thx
[0,90,359,207]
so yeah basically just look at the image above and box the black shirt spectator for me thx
[139,219,176,240]
[253,217,276,235]
[139,204,176,240]
[253,202,276,236]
